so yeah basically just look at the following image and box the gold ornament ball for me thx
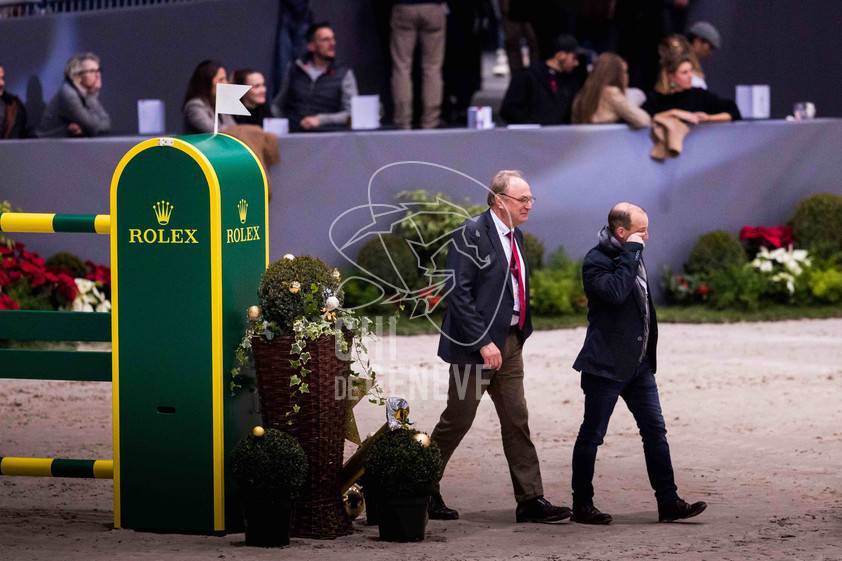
[247,305,261,321]
[413,432,431,447]
[252,426,265,437]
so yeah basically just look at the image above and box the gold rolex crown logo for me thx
[238,199,248,224]
[153,200,174,225]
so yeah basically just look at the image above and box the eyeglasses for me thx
[78,68,101,75]
[499,193,537,205]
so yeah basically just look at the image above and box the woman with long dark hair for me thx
[571,53,650,128]
[182,59,235,133]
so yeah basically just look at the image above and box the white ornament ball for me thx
[325,296,340,311]
[283,253,295,260]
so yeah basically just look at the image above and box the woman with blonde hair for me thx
[571,52,650,128]
[643,53,740,123]
[654,34,705,93]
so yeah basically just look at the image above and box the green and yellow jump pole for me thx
[0,457,113,479]
[0,213,110,234]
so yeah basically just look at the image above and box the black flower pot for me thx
[242,493,292,547]
[377,496,429,542]
[362,485,381,526]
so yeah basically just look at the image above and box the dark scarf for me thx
[598,226,650,362]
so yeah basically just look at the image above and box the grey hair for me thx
[65,52,100,81]
[487,169,526,206]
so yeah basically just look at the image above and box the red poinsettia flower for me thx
[0,292,19,310]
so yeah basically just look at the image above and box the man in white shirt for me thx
[429,170,572,525]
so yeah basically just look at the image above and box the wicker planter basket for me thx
[251,334,352,539]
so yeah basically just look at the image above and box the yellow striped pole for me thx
[0,456,113,479]
[0,213,110,234]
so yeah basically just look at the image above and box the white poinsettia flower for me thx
[760,261,773,272]
[96,300,112,313]
[792,248,807,258]
[74,278,95,293]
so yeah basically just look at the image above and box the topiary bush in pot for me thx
[364,429,443,542]
[230,427,308,547]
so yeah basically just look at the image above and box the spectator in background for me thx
[442,0,483,126]
[643,54,740,123]
[499,0,538,75]
[500,34,582,125]
[36,53,110,137]
[654,35,704,92]
[390,1,447,129]
[272,22,358,132]
[572,53,650,128]
[231,69,271,126]
[615,0,689,91]
[182,60,234,134]
[274,0,311,92]
[686,21,720,87]
[0,65,28,138]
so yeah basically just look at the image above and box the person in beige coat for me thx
[571,53,650,129]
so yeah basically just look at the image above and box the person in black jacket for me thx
[0,65,28,138]
[429,170,572,525]
[500,34,582,125]
[643,54,741,123]
[570,202,707,525]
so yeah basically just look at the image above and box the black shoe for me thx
[516,496,572,524]
[428,493,459,520]
[658,498,707,522]
[572,504,613,525]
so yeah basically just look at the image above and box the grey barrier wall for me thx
[3,120,842,302]
[0,0,279,135]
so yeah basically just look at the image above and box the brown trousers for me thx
[431,330,544,503]
[390,3,446,129]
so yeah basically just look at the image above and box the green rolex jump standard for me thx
[110,134,267,533]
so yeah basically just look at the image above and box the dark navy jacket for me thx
[437,210,533,365]
[573,239,658,381]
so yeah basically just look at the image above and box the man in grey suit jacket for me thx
[429,170,571,524]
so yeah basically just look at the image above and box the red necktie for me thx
[506,231,527,329]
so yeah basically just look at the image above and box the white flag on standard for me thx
[213,83,252,135]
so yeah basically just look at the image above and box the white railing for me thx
[0,0,200,18]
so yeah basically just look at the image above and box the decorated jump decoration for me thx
[111,133,268,533]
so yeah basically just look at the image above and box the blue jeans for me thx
[571,361,679,506]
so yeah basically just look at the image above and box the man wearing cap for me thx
[687,21,721,89]
[500,34,583,125]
